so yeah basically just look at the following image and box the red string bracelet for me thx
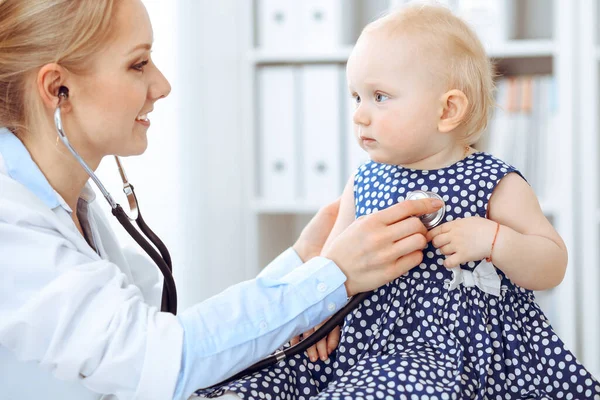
[486,222,500,263]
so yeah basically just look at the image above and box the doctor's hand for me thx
[293,198,341,262]
[323,198,443,297]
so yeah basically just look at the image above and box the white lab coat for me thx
[0,151,183,399]
[0,130,349,400]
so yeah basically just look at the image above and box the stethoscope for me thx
[214,190,446,386]
[53,86,177,314]
[54,86,446,385]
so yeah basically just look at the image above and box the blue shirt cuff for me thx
[256,247,303,280]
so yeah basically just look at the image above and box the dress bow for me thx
[447,260,501,297]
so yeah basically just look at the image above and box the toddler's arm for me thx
[486,173,568,290]
[320,175,357,256]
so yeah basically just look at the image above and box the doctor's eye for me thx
[375,93,389,102]
[132,60,149,72]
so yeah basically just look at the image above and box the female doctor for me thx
[0,1,443,399]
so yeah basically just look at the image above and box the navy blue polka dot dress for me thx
[196,152,600,399]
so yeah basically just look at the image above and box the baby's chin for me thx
[367,151,403,166]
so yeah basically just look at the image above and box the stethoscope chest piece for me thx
[406,190,446,230]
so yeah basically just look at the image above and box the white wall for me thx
[173,0,249,310]
[96,0,248,311]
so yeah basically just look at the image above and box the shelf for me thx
[486,39,556,58]
[252,201,321,214]
[249,40,555,65]
[249,46,353,64]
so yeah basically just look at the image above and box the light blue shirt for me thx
[175,248,349,398]
[0,128,350,399]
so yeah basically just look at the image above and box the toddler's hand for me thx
[426,216,498,268]
[289,320,340,362]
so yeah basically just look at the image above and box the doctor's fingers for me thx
[386,216,428,242]
[377,198,443,226]
[390,249,426,278]
[378,233,427,265]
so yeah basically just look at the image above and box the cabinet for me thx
[241,0,581,361]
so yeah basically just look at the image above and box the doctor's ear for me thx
[437,89,469,133]
[36,63,72,111]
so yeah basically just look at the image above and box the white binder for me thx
[299,65,342,204]
[299,0,343,50]
[257,0,300,50]
[258,66,298,203]
[454,0,516,45]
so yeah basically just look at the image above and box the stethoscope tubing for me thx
[213,291,371,387]
[53,90,445,385]
[53,96,177,314]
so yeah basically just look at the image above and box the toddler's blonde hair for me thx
[363,3,496,144]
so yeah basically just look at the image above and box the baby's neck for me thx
[399,145,472,170]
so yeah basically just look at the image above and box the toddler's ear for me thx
[437,89,469,133]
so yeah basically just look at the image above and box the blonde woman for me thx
[0,1,443,399]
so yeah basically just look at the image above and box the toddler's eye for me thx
[375,93,389,102]
[353,94,361,105]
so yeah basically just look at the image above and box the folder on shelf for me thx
[257,66,298,203]
[454,0,516,45]
[486,77,511,160]
[299,65,342,204]
[527,76,541,195]
[509,77,529,178]
[536,75,550,200]
[299,0,343,50]
[257,0,345,51]
[545,76,559,200]
[257,0,300,50]
[516,76,533,183]
[485,75,557,207]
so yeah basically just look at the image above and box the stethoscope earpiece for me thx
[58,86,69,99]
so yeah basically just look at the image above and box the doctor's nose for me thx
[353,104,371,126]
[149,64,172,101]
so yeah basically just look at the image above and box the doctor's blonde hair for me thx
[0,0,118,136]
[362,3,496,144]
